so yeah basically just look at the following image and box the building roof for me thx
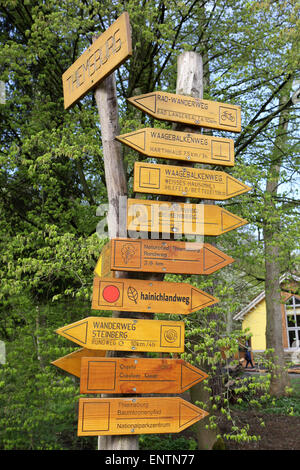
[233,273,300,321]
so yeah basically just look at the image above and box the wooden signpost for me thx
[80,357,208,394]
[95,238,234,276]
[77,397,208,436]
[127,91,241,132]
[56,316,185,353]
[62,12,132,109]
[127,198,248,236]
[134,161,251,200]
[116,127,235,166]
[94,241,115,278]
[51,348,105,378]
[92,276,218,314]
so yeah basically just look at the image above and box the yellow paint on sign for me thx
[134,162,251,200]
[56,316,185,353]
[77,397,208,436]
[127,198,248,236]
[128,91,241,132]
[92,276,218,314]
[116,127,235,166]
[62,12,132,109]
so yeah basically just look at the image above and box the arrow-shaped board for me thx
[62,12,132,109]
[134,162,251,200]
[96,238,234,275]
[116,127,235,166]
[56,316,184,353]
[51,348,106,377]
[92,277,218,314]
[78,397,208,436]
[127,198,248,236]
[127,91,241,132]
[80,357,208,394]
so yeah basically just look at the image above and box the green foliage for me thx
[139,434,197,451]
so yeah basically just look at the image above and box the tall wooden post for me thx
[94,72,139,451]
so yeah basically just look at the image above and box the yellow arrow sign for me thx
[51,348,106,377]
[127,198,248,236]
[56,316,185,353]
[92,277,218,314]
[134,162,251,200]
[96,238,234,275]
[80,357,208,394]
[127,91,241,132]
[62,13,132,109]
[78,397,208,436]
[116,127,235,166]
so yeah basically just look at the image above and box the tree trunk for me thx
[263,82,292,396]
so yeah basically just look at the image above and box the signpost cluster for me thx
[53,12,250,444]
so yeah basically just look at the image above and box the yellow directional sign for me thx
[134,162,251,200]
[56,316,185,353]
[80,357,208,394]
[128,91,241,132]
[127,198,248,236]
[96,238,234,275]
[92,276,218,314]
[94,242,115,278]
[78,397,208,436]
[51,348,106,377]
[116,127,235,166]
[62,12,132,109]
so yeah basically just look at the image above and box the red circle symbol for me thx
[102,285,120,303]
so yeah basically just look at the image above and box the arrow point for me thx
[221,209,248,233]
[129,94,156,114]
[118,130,146,152]
[226,175,251,197]
[57,320,89,346]
[191,288,218,310]
[179,400,208,430]
[181,362,208,391]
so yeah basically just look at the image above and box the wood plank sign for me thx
[127,91,241,132]
[96,238,234,275]
[77,397,208,436]
[127,198,248,236]
[62,12,132,109]
[116,127,235,166]
[134,161,251,200]
[51,348,106,378]
[80,357,208,394]
[56,316,185,353]
[92,276,218,314]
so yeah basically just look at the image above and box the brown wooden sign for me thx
[116,127,235,166]
[127,198,248,236]
[97,238,234,275]
[56,316,184,353]
[92,276,218,314]
[134,162,251,200]
[77,397,208,436]
[127,91,241,132]
[80,357,208,394]
[62,12,132,109]
[51,348,106,378]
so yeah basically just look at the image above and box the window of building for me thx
[285,296,300,349]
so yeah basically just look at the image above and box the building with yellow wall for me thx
[234,275,300,364]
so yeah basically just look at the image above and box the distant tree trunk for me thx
[263,82,292,396]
